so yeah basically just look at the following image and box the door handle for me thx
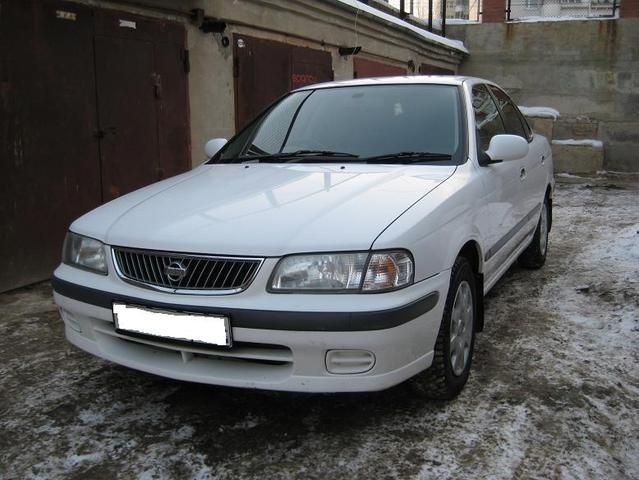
[520,168,527,180]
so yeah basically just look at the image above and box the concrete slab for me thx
[530,117,554,140]
[552,143,604,173]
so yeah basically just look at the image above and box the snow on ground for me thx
[0,175,637,479]
[518,106,561,120]
[553,139,604,148]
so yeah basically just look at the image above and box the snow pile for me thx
[552,139,603,148]
[518,106,560,120]
[335,0,469,53]
[509,15,618,23]
[446,19,480,25]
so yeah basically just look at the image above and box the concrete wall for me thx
[448,19,639,172]
[72,0,466,166]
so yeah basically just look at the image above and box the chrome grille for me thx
[112,247,263,293]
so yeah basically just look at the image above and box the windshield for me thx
[212,84,465,164]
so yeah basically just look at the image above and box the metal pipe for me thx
[442,0,447,37]
[428,0,433,31]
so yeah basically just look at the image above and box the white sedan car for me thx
[53,76,553,399]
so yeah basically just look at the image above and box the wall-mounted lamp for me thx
[191,9,228,47]
[338,46,362,57]
[191,9,226,34]
[200,18,226,34]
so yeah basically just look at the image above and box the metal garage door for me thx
[353,58,406,78]
[233,35,334,130]
[419,63,454,75]
[0,0,190,292]
[94,9,190,201]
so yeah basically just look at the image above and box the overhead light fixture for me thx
[339,46,362,57]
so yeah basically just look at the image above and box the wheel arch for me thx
[458,240,482,274]
[545,184,553,231]
[457,240,485,333]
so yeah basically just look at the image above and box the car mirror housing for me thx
[204,138,228,159]
[482,134,529,165]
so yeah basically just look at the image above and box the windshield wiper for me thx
[362,151,452,164]
[241,150,359,163]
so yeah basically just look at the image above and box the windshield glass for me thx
[213,84,464,164]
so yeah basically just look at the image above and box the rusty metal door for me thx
[0,0,102,292]
[95,10,190,201]
[0,1,190,292]
[234,35,333,130]
[290,45,334,90]
[353,58,406,78]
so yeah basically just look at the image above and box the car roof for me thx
[293,75,485,91]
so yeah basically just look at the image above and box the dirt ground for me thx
[1,174,637,480]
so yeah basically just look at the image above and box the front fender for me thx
[372,162,486,281]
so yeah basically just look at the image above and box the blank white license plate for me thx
[113,303,231,346]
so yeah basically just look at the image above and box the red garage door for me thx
[0,0,190,292]
[233,35,334,130]
[353,58,406,78]
[420,63,455,75]
[94,9,190,201]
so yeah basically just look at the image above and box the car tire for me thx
[518,197,549,269]
[411,256,476,400]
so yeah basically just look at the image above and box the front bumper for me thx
[52,263,450,392]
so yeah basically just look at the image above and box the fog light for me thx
[325,350,375,374]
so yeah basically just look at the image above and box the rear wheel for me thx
[519,197,549,269]
[411,256,476,400]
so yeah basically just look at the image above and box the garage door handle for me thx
[520,168,527,180]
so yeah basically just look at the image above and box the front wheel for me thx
[519,197,549,269]
[411,256,477,400]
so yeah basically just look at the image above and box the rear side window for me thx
[471,84,505,152]
[488,86,528,140]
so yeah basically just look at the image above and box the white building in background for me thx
[508,0,617,20]
[388,0,480,20]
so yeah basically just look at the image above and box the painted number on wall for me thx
[291,74,317,89]
[56,10,77,21]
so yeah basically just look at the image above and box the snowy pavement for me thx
[1,174,637,480]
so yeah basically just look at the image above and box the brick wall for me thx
[482,0,505,22]
[620,0,639,17]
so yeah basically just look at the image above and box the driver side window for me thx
[471,84,505,152]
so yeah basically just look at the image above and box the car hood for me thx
[72,163,455,256]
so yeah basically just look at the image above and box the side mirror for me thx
[481,134,529,166]
[204,138,227,159]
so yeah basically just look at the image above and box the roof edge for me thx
[325,0,469,55]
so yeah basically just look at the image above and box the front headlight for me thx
[269,250,414,293]
[62,232,108,274]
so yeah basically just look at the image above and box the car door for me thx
[471,84,525,282]
[488,86,546,230]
